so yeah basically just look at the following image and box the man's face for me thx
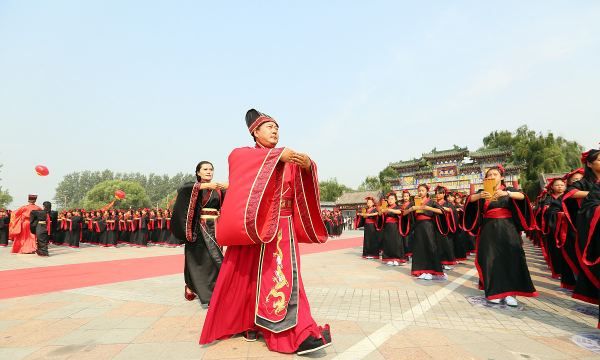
[197,164,214,181]
[253,121,279,148]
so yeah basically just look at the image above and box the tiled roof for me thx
[335,190,382,205]
[469,148,512,159]
[390,159,422,169]
[422,147,469,160]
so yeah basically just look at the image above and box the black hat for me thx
[245,109,278,134]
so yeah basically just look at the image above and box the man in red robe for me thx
[10,194,42,254]
[200,109,332,355]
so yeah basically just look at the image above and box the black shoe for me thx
[320,324,331,343]
[242,330,258,342]
[296,334,332,355]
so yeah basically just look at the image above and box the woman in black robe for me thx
[171,161,227,305]
[398,190,414,258]
[66,211,83,248]
[561,168,598,304]
[360,197,381,259]
[103,212,118,247]
[381,192,406,266]
[53,214,67,246]
[434,186,457,269]
[402,184,446,280]
[568,148,600,327]
[452,193,468,262]
[540,178,576,289]
[464,165,537,306]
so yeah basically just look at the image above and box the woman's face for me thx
[197,164,214,182]
[447,195,455,203]
[551,180,566,195]
[417,186,428,198]
[588,155,600,176]
[402,193,410,202]
[568,173,583,185]
[366,199,374,207]
[435,192,445,201]
[485,169,503,185]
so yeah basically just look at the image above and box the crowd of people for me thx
[355,149,600,328]
[2,108,598,354]
[1,204,185,255]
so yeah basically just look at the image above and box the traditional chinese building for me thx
[387,147,522,195]
[335,190,382,218]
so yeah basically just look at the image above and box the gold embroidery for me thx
[265,230,289,315]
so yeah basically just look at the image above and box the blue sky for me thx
[1,1,599,207]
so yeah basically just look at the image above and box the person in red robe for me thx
[199,109,332,355]
[10,194,42,254]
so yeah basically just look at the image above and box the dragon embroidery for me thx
[265,230,289,315]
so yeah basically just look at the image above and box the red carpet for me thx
[0,236,362,300]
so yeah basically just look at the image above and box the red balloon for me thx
[114,190,126,200]
[35,165,49,176]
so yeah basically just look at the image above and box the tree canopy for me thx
[82,180,151,210]
[319,178,353,202]
[0,164,12,209]
[55,170,194,209]
[481,125,583,197]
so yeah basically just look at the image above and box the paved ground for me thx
[0,230,599,359]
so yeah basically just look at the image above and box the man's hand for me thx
[290,152,312,170]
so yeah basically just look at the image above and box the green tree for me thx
[482,125,583,197]
[378,165,397,194]
[358,176,381,191]
[319,178,353,202]
[82,180,151,209]
[0,164,13,208]
[55,170,195,209]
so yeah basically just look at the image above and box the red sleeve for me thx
[291,162,328,244]
[217,147,286,246]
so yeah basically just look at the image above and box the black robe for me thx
[464,187,537,300]
[381,205,405,263]
[66,216,82,248]
[408,199,445,276]
[171,182,225,304]
[574,178,600,328]
[361,207,381,258]
[0,215,9,246]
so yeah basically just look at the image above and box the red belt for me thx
[385,218,398,223]
[416,215,432,221]
[484,208,512,219]
[365,219,376,224]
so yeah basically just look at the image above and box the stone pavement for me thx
[0,231,599,359]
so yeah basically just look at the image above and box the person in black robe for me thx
[360,197,381,259]
[66,211,83,248]
[434,186,457,270]
[398,191,414,258]
[567,149,600,327]
[381,192,406,266]
[540,178,576,289]
[53,214,67,246]
[451,192,468,263]
[464,165,537,306]
[30,201,58,256]
[171,161,227,306]
[402,184,446,280]
[0,209,10,247]
[561,168,598,303]
[103,212,118,247]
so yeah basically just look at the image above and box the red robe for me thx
[200,146,328,353]
[9,203,42,254]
